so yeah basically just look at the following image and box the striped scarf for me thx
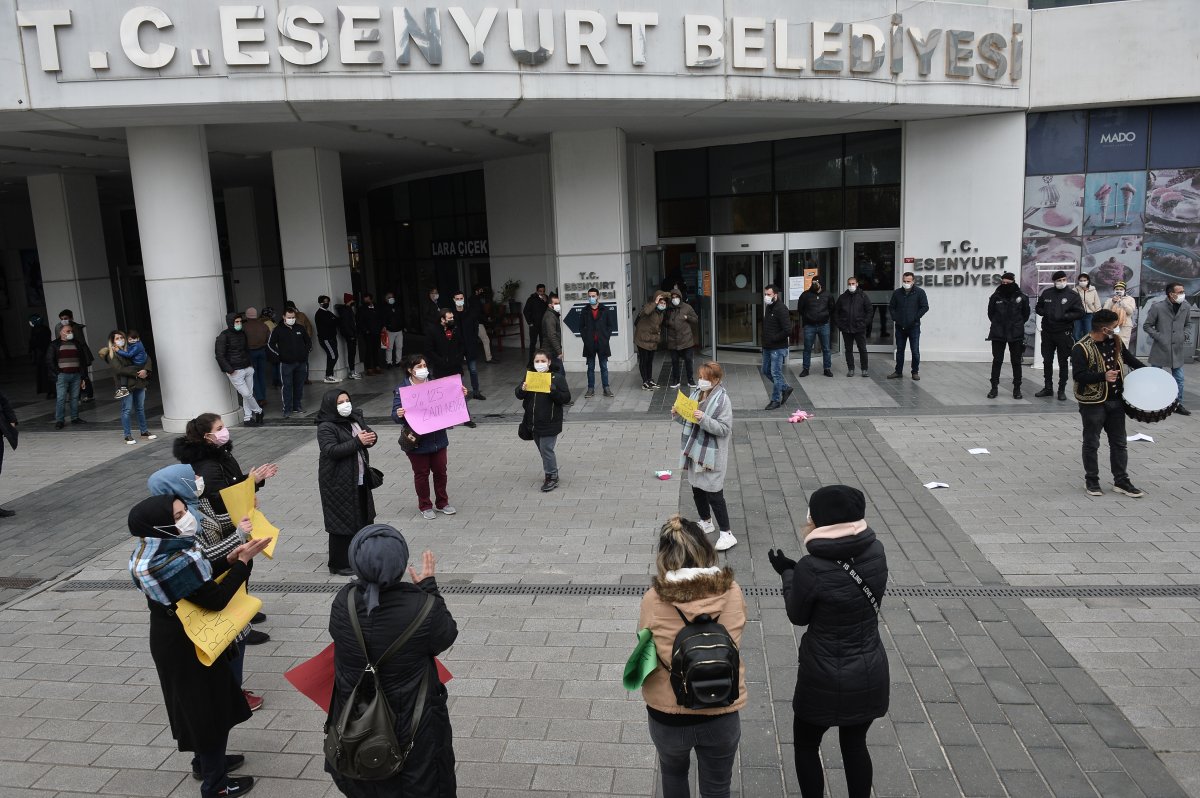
[680,385,727,473]
[129,536,213,606]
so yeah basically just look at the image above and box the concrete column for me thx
[127,125,239,432]
[271,148,352,378]
[485,153,556,319]
[549,129,634,371]
[27,174,119,377]
[223,186,280,312]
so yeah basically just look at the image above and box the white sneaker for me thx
[421,508,436,520]
[697,519,715,534]
[348,372,362,380]
[714,531,738,551]
[323,376,341,384]
[437,505,457,515]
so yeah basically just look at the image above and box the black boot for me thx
[1013,386,1023,400]
[987,386,998,399]
[1034,386,1053,398]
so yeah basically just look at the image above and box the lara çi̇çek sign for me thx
[16,6,1023,84]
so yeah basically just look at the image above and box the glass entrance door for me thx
[843,229,900,351]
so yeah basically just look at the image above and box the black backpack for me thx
[324,590,434,781]
[666,607,740,709]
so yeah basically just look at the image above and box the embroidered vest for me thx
[1073,337,1122,404]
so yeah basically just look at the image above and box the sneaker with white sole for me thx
[714,531,738,551]
[348,372,362,380]
[124,436,136,445]
[421,508,437,520]
[140,432,157,440]
[323,376,341,383]
[696,519,715,534]
[437,505,457,515]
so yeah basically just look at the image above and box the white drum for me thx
[1122,367,1179,423]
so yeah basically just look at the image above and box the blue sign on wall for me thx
[1086,107,1149,172]
[1149,103,1200,169]
[1026,110,1086,176]
[564,302,619,337]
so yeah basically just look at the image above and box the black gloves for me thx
[768,549,797,576]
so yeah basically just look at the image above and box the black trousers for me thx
[794,719,873,798]
[990,340,1023,387]
[691,486,730,531]
[841,330,868,370]
[319,337,338,378]
[341,335,357,374]
[1040,329,1073,389]
[528,323,541,352]
[1080,398,1128,485]
[637,347,656,384]
[360,334,380,370]
[668,348,694,386]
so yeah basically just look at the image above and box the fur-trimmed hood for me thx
[172,436,231,465]
[651,567,735,604]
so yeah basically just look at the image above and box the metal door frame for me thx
[841,228,901,352]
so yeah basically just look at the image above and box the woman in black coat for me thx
[317,389,378,575]
[768,485,889,798]
[515,349,571,492]
[327,525,458,798]
[128,494,271,798]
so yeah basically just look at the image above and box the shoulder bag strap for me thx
[836,560,881,615]
[375,593,435,669]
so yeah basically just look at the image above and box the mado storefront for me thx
[0,0,1193,425]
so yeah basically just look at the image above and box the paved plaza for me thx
[1,353,1200,797]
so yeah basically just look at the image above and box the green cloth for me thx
[623,628,658,690]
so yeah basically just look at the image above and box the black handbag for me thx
[517,420,534,441]
[365,466,384,490]
[397,422,422,452]
[324,591,434,781]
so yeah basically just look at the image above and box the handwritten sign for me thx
[219,479,281,559]
[673,390,699,421]
[525,371,552,393]
[175,572,262,667]
[397,374,470,434]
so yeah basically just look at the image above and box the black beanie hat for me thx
[808,485,866,527]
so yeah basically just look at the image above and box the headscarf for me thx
[315,388,354,425]
[147,464,203,526]
[348,524,410,615]
[127,495,212,606]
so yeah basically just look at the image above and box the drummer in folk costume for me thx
[1070,309,1147,499]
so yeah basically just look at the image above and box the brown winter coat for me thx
[638,567,748,717]
[634,299,667,351]
[664,291,699,350]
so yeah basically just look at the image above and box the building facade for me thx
[0,0,1195,429]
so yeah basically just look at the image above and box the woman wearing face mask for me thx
[128,494,270,798]
[671,361,737,551]
[99,329,156,445]
[517,349,572,492]
[317,390,379,576]
[393,354,467,520]
[1102,280,1137,348]
[1074,274,1101,341]
[635,293,669,390]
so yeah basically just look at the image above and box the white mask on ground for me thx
[336,402,353,417]
[413,367,429,380]
[696,379,713,391]
[534,362,550,373]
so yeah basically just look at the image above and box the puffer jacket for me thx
[638,567,748,718]
[834,290,872,334]
[173,436,257,515]
[327,578,458,798]
[763,300,792,350]
[797,288,835,327]
[316,391,377,539]
[781,522,889,726]
[541,308,563,356]
[215,313,251,373]
[663,294,698,350]
[516,371,571,437]
[987,284,1031,342]
[635,300,666,350]
[1142,298,1194,369]
[1075,284,1101,314]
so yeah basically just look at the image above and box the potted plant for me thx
[500,278,521,317]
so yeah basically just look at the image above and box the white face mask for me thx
[284,317,296,326]
[1172,293,1186,304]
[1054,281,1067,289]
[64,332,74,340]
[336,401,353,417]
[114,338,125,347]
[847,285,857,293]
[671,297,681,306]
[431,294,439,302]
[455,299,465,308]
[189,476,205,498]
[1078,281,1089,288]
[174,512,198,538]
[552,304,561,313]
[1114,289,1125,296]
[413,367,429,380]
[763,295,774,305]
[903,282,914,291]
[656,303,666,311]
[387,297,395,304]
[696,379,713,391]
[534,361,550,373]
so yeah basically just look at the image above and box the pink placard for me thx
[397,375,470,434]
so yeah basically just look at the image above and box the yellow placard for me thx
[673,390,699,421]
[219,478,281,559]
[525,370,552,393]
[175,572,263,667]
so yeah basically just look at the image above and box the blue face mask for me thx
[588,296,598,305]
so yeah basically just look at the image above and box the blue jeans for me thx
[248,348,268,402]
[761,347,790,403]
[1167,366,1185,402]
[802,323,832,371]
[894,324,921,374]
[465,358,479,393]
[55,372,81,422]
[121,388,148,437]
[280,362,307,414]
[586,352,610,390]
[1074,313,1093,342]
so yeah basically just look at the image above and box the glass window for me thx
[710,195,773,234]
[775,135,842,191]
[844,130,901,186]
[408,179,431,219]
[464,171,486,213]
[429,177,455,217]
[1026,111,1087,175]
[658,198,709,237]
[708,141,773,195]
[845,187,901,229]
[777,190,844,232]
[656,149,708,199]
[1149,103,1200,168]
